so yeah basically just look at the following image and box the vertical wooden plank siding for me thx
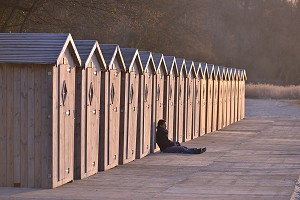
[20,66,28,187]
[234,79,238,122]
[167,74,176,141]
[27,65,35,188]
[200,79,206,136]
[52,65,59,188]
[0,64,7,186]
[222,80,227,128]
[185,77,194,141]
[6,65,14,187]
[34,66,42,187]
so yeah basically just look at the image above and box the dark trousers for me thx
[163,146,198,154]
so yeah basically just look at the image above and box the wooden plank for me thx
[13,65,21,186]
[6,64,14,187]
[58,65,65,182]
[34,66,42,187]
[193,79,200,139]
[206,79,212,133]
[27,65,35,188]
[41,66,49,188]
[20,66,28,187]
[46,66,53,188]
[69,64,75,182]
[51,65,59,188]
[0,64,7,186]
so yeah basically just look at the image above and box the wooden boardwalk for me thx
[1,99,300,200]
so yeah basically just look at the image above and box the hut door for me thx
[177,77,185,142]
[200,80,206,135]
[168,75,175,141]
[143,73,152,154]
[58,64,75,183]
[108,69,120,166]
[127,71,139,160]
[86,67,99,175]
[194,79,200,138]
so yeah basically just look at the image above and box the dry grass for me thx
[246,83,300,99]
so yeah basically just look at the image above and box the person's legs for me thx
[163,146,201,154]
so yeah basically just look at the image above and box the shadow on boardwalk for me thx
[1,99,300,200]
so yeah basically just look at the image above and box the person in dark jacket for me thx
[156,119,206,154]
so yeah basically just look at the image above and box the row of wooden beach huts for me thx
[0,33,247,189]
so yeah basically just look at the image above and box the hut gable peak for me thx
[139,51,156,75]
[199,62,208,79]
[214,66,221,80]
[74,40,106,71]
[152,53,167,75]
[176,58,187,78]
[219,66,229,80]
[0,33,81,66]
[185,60,196,78]
[99,44,126,72]
[207,64,216,79]
[120,48,143,74]
[164,56,178,76]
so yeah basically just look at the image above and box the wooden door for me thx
[193,79,201,139]
[200,79,206,136]
[217,80,223,130]
[234,80,238,122]
[223,80,227,128]
[143,73,153,155]
[108,69,120,167]
[227,81,231,126]
[238,80,242,121]
[155,73,164,151]
[168,75,176,141]
[85,67,100,176]
[206,79,212,133]
[126,71,139,162]
[177,76,185,142]
[58,64,75,184]
[186,78,194,141]
[212,80,218,132]
[230,80,235,124]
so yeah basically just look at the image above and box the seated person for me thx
[156,119,206,154]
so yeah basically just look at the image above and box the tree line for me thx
[1,0,299,85]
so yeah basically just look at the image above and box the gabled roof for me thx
[230,68,238,80]
[139,51,156,74]
[176,58,187,77]
[214,65,221,80]
[164,56,178,76]
[0,33,81,66]
[74,40,106,70]
[185,60,197,78]
[227,68,233,80]
[207,64,216,79]
[152,53,167,75]
[198,62,208,79]
[120,48,143,74]
[99,44,126,71]
[242,69,247,80]
[219,66,229,80]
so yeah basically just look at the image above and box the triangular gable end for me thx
[80,41,106,71]
[131,52,143,75]
[57,33,81,67]
[145,55,156,75]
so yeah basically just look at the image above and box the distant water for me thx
[246,99,300,118]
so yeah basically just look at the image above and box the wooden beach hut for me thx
[175,58,187,143]
[119,48,143,164]
[99,44,126,170]
[138,51,156,159]
[199,63,208,136]
[241,69,247,119]
[221,67,229,128]
[185,60,197,141]
[193,62,202,139]
[74,40,106,179]
[206,64,215,133]
[0,33,81,188]
[152,53,168,152]
[212,66,220,132]
[164,56,179,141]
